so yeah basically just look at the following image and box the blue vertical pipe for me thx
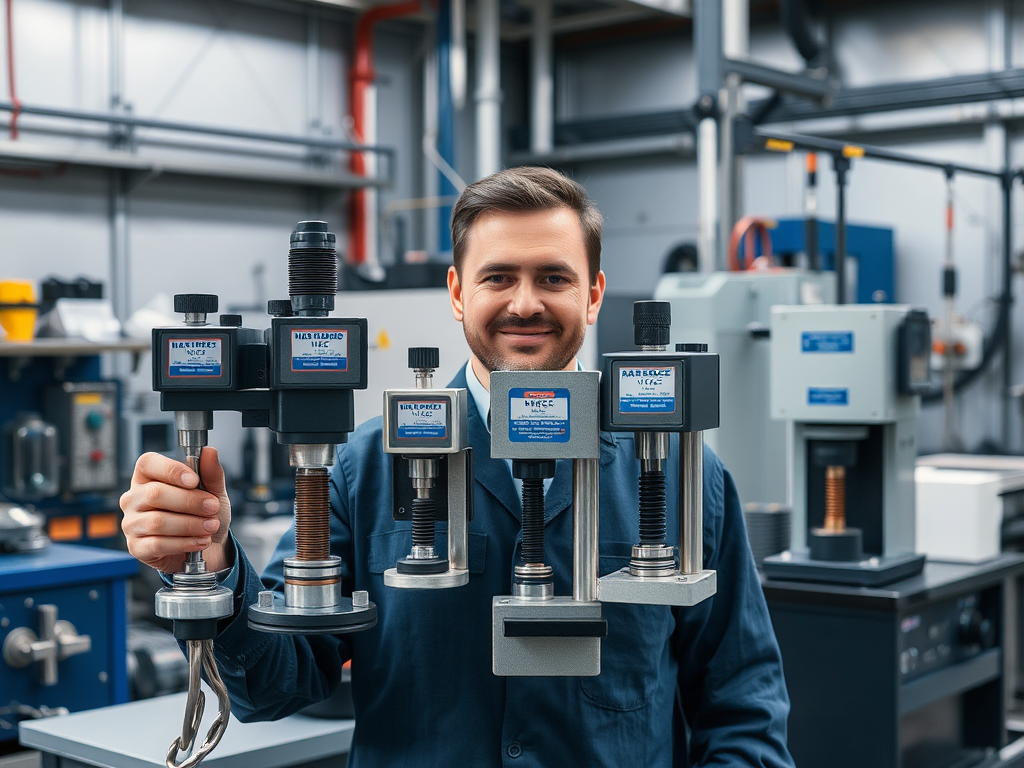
[437,0,456,254]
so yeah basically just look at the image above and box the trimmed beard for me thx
[464,314,586,373]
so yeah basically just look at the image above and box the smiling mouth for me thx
[497,329,553,342]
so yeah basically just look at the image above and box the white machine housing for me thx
[770,304,920,558]
[654,270,835,506]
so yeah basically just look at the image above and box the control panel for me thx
[898,592,996,682]
[45,382,119,494]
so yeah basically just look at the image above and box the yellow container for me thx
[0,280,38,341]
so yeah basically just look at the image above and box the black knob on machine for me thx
[409,347,440,370]
[174,294,219,315]
[959,609,996,650]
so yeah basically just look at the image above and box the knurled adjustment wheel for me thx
[676,342,708,353]
[408,347,440,370]
[174,294,219,315]
[267,299,293,317]
[633,300,671,347]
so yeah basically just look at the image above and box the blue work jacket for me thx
[210,365,793,767]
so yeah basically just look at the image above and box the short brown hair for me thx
[450,166,603,284]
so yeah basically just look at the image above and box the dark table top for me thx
[762,553,1024,612]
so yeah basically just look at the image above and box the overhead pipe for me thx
[349,0,422,269]
[530,0,553,155]
[475,0,501,178]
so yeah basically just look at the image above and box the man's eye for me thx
[486,275,508,283]
[544,275,568,285]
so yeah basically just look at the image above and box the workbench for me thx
[19,691,354,768]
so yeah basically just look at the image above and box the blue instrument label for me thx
[396,400,448,439]
[168,338,222,377]
[509,388,570,443]
[808,387,849,406]
[618,365,676,413]
[801,331,854,353]
[291,329,348,371]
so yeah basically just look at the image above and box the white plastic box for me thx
[915,466,1003,563]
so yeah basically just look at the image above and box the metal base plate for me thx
[247,593,377,635]
[383,567,468,589]
[597,568,717,607]
[762,550,926,587]
[492,596,602,677]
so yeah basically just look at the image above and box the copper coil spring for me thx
[824,466,846,532]
[294,468,330,561]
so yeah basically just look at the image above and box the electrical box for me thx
[45,382,119,495]
[770,305,920,424]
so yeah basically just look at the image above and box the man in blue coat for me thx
[121,166,794,767]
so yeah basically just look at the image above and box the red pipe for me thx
[348,0,421,266]
[6,0,19,140]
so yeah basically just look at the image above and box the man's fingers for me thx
[130,482,219,517]
[124,509,220,539]
[198,447,228,496]
[132,452,199,489]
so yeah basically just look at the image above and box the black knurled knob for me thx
[633,301,671,347]
[268,299,293,317]
[174,294,219,315]
[676,342,708,353]
[409,347,440,370]
[219,314,242,327]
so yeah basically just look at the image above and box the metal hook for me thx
[165,640,231,768]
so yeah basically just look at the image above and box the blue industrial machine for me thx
[0,543,137,741]
[771,217,895,304]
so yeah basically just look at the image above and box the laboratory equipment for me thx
[150,221,377,766]
[653,269,834,506]
[382,347,472,589]
[489,370,606,677]
[596,301,719,606]
[763,304,932,586]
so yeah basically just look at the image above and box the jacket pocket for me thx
[366,528,487,574]
[581,542,674,712]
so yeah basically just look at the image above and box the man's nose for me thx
[507,281,545,318]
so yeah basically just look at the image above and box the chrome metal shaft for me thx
[680,432,704,575]
[572,458,599,602]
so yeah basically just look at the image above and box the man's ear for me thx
[448,266,465,322]
[586,270,606,326]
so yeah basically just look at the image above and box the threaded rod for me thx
[520,478,546,567]
[638,468,667,545]
[824,465,846,532]
[410,496,436,548]
[294,467,330,561]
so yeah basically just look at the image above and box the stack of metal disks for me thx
[743,503,791,568]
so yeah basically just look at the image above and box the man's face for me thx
[448,207,605,375]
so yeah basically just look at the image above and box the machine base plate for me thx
[247,593,377,635]
[384,567,468,589]
[597,568,717,606]
[762,550,925,587]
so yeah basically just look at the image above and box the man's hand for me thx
[120,449,233,574]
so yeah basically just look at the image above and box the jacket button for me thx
[507,742,522,759]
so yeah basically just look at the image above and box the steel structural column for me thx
[694,0,722,272]
[438,0,456,252]
[475,0,501,178]
[530,0,553,156]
